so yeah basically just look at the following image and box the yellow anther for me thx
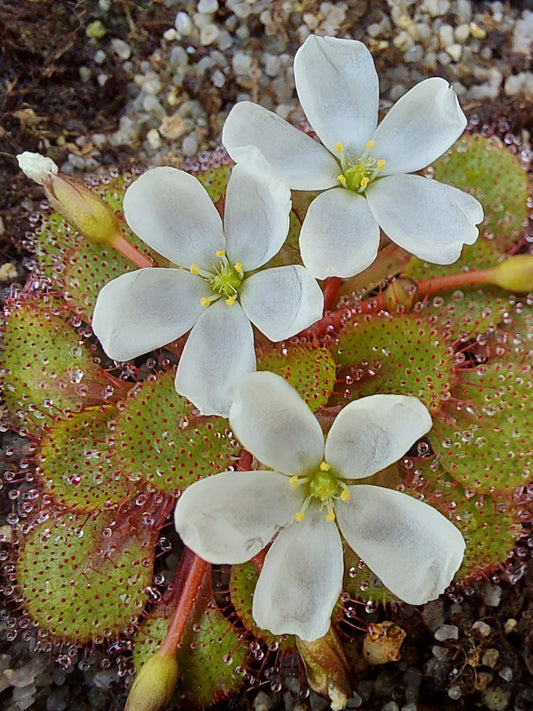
[234,262,243,273]
[337,174,347,185]
[340,489,350,502]
[360,176,369,189]
[225,296,235,306]
[216,250,225,257]
[190,264,200,274]
[325,510,336,522]
[335,142,343,154]
[365,140,376,149]
[295,511,305,522]
[319,461,330,472]
[200,297,210,307]
[290,475,300,487]
[376,159,386,170]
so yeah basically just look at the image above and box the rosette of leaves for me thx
[1,131,531,707]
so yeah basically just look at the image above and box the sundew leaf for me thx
[37,406,131,512]
[403,465,524,581]
[112,370,240,496]
[257,342,336,411]
[133,600,248,709]
[430,361,532,498]
[16,507,159,643]
[334,311,454,414]
[406,133,530,280]
[2,297,108,434]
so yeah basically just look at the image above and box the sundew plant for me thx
[3,35,533,710]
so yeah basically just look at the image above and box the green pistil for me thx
[309,469,338,501]
[335,140,386,194]
[192,252,244,307]
[211,262,243,299]
[292,461,350,523]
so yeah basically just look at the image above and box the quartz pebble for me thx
[434,624,459,642]
[482,583,503,607]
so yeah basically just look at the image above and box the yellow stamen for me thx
[190,264,200,274]
[290,475,300,487]
[365,140,376,149]
[340,489,350,502]
[360,176,369,189]
[225,296,235,306]
[295,511,305,522]
[325,510,336,522]
[376,159,386,170]
[234,262,243,273]
[200,297,210,307]
[216,250,225,257]
[337,174,347,185]
[335,142,343,154]
[319,461,330,472]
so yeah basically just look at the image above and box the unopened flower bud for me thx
[296,627,351,711]
[17,151,121,245]
[490,254,533,293]
[125,650,179,711]
[383,276,419,311]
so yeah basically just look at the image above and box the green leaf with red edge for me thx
[37,406,131,512]
[16,505,162,643]
[2,296,109,434]
[112,370,240,496]
[257,343,336,411]
[334,311,455,414]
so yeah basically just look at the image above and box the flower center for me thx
[335,140,386,194]
[290,461,350,523]
[190,251,244,306]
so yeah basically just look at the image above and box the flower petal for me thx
[222,102,339,190]
[294,35,379,159]
[325,394,432,480]
[240,265,324,341]
[366,174,483,264]
[253,505,344,641]
[372,77,466,175]
[123,167,225,269]
[299,189,380,279]
[174,470,303,564]
[224,162,291,271]
[175,300,255,417]
[229,371,324,476]
[92,268,209,361]
[336,485,465,605]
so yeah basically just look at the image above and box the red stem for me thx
[160,547,208,655]
[301,267,498,339]
[416,268,495,296]
[322,277,342,311]
[110,233,153,269]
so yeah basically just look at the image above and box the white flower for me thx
[222,35,484,279]
[92,164,324,417]
[174,372,465,642]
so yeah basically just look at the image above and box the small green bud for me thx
[125,650,179,711]
[490,254,533,293]
[383,277,419,311]
[17,151,121,245]
[45,173,121,245]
